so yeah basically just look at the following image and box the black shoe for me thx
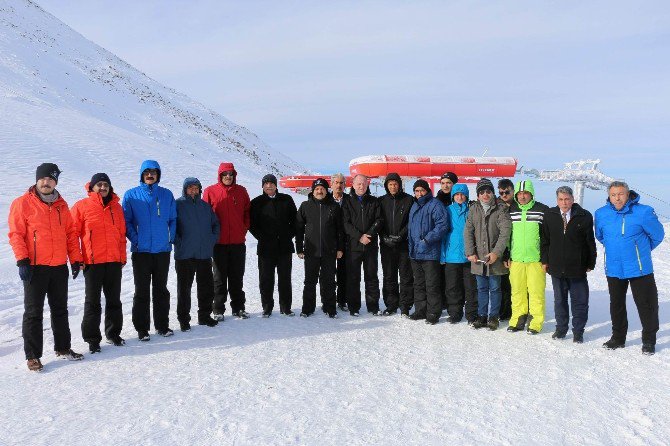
[382,309,397,316]
[232,310,249,319]
[157,328,174,337]
[180,322,191,332]
[88,342,101,354]
[603,338,625,350]
[280,310,295,317]
[55,349,84,361]
[138,331,150,342]
[262,310,272,318]
[338,303,348,311]
[409,313,425,321]
[472,316,487,329]
[106,336,126,346]
[507,326,522,333]
[198,317,219,327]
[552,330,567,340]
[299,312,313,318]
[467,319,476,326]
[573,332,584,344]
[328,312,338,319]
[350,311,360,317]
[212,312,225,322]
[446,316,461,324]
[400,312,410,319]
[642,344,655,355]
[527,329,540,335]
[371,310,383,316]
[487,317,499,331]
[425,318,439,325]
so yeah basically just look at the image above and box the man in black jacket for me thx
[541,186,597,343]
[342,174,383,316]
[331,173,351,311]
[250,174,298,317]
[378,173,414,316]
[295,178,344,318]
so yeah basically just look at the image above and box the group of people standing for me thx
[8,161,665,371]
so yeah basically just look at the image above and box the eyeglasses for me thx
[143,169,158,175]
[478,190,493,195]
[220,171,234,177]
[499,190,511,196]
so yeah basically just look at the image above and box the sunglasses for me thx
[220,171,235,177]
[499,190,512,196]
[143,169,158,175]
[478,189,493,195]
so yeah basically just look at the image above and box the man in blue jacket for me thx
[595,181,664,355]
[407,179,449,324]
[123,160,177,341]
[175,177,220,331]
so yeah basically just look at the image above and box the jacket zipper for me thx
[621,215,625,235]
[33,230,37,266]
[635,243,642,271]
[90,230,94,264]
[157,198,161,217]
[110,207,115,225]
[56,206,61,225]
[319,203,322,256]
[392,199,396,235]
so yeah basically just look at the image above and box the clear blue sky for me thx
[37,0,670,215]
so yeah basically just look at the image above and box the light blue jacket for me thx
[440,183,470,264]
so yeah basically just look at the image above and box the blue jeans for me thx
[475,275,502,318]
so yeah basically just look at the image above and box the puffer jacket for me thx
[295,193,344,257]
[342,188,383,252]
[408,191,449,261]
[202,162,250,245]
[175,177,220,260]
[464,199,511,275]
[122,160,177,253]
[71,184,126,264]
[378,173,413,249]
[508,180,549,263]
[8,186,82,266]
[595,191,665,279]
[440,183,470,264]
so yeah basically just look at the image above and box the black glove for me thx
[389,235,402,244]
[18,259,33,282]
[71,262,81,280]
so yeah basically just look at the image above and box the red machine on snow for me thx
[280,154,518,194]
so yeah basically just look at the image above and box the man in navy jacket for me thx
[123,160,177,340]
[595,181,664,355]
[175,177,220,331]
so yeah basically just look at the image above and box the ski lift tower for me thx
[522,159,617,205]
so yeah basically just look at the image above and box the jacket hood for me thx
[218,162,237,185]
[416,189,434,205]
[451,183,469,201]
[182,177,202,198]
[514,179,535,207]
[384,173,403,194]
[139,160,161,185]
[606,190,640,212]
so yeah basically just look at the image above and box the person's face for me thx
[557,192,574,213]
[414,187,428,199]
[498,187,513,203]
[36,177,56,194]
[186,184,200,199]
[516,190,532,205]
[263,182,277,196]
[387,180,400,195]
[353,176,367,196]
[478,189,493,203]
[453,192,467,204]
[609,186,630,210]
[93,181,110,198]
[331,177,345,193]
[220,171,234,186]
[313,185,327,199]
[440,178,454,194]
[143,169,158,185]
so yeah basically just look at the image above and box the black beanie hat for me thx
[441,172,458,184]
[476,178,495,195]
[413,179,430,191]
[36,163,61,184]
[262,174,278,186]
[312,178,329,192]
[89,173,112,191]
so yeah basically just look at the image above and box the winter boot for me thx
[409,313,426,321]
[212,312,225,321]
[573,332,584,344]
[106,336,126,346]
[603,338,625,350]
[88,342,101,354]
[280,310,295,317]
[157,328,174,337]
[232,310,249,319]
[471,316,487,329]
[552,330,567,340]
[138,331,151,342]
[55,349,84,361]
[642,344,655,355]
[198,317,219,327]
[180,322,191,332]
[487,316,499,331]
[27,358,43,371]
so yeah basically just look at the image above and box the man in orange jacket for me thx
[71,173,127,353]
[8,163,84,371]
[203,162,251,319]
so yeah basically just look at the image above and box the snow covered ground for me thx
[1,1,669,445]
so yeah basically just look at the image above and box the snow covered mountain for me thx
[0,0,302,268]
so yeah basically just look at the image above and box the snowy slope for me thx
[1,1,670,445]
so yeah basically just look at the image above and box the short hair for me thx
[352,174,368,183]
[555,186,573,197]
[331,173,345,181]
[498,178,514,190]
[608,181,629,192]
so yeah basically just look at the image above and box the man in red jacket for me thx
[71,173,127,353]
[203,162,251,319]
[8,163,84,371]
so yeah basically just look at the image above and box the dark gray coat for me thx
[464,200,511,275]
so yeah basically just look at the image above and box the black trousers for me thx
[551,276,589,335]
[302,255,337,314]
[81,262,123,344]
[131,252,171,333]
[444,262,478,322]
[607,274,659,345]
[411,260,442,322]
[258,253,293,313]
[176,258,214,323]
[380,245,414,313]
[336,253,347,306]
[346,249,381,313]
[22,265,71,360]
[499,273,512,319]
[212,244,246,314]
